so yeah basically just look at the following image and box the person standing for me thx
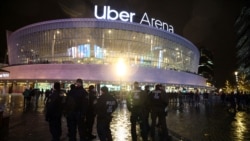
[65,84,75,137]
[144,85,151,135]
[45,82,65,141]
[148,84,170,141]
[65,79,89,141]
[95,86,118,141]
[126,82,148,141]
[44,88,52,104]
[86,85,97,140]
[22,88,31,109]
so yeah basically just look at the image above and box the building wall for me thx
[1,64,206,87]
[7,18,200,73]
[3,19,210,91]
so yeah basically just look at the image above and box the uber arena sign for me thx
[94,5,174,33]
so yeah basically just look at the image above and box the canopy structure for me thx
[0,68,10,78]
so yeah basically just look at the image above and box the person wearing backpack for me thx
[45,82,64,141]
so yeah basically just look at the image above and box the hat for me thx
[76,78,83,84]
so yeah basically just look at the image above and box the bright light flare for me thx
[116,58,126,77]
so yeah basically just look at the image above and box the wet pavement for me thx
[0,94,250,141]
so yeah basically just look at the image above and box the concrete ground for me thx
[1,94,250,141]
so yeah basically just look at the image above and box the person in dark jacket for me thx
[65,78,89,141]
[65,84,75,137]
[45,82,64,141]
[95,86,118,141]
[126,81,148,141]
[148,84,169,141]
[22,88,31,109]
[86,85,97,140]
[144,85,151,136]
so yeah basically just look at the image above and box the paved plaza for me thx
[1,94,250,141]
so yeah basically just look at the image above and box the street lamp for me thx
[234,71,238,90]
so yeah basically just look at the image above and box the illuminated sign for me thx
[94,5,174,33]
[94,5,135,22]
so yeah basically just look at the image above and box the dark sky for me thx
[0,0,245,88]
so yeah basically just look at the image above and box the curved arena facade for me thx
[1,18,209,93]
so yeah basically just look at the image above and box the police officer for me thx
[45,82,65,141]
[95,86,118,141]
[65,78,89,141]
[126,81,148,141]
[148,84,169,141]
[86,85,97,140]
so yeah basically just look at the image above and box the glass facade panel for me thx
[8,19,199,73]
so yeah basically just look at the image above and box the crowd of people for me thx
[22,79,250,141]
[44,79,118,141]
[126,82,171,141]
[22,80,172,141]
[159,90,250,113]
[22,78,118,141]
[220,91,250,113]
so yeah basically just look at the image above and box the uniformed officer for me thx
[126,81,148,141]
[65,78,89,141]
[95,86,118,141]
[45,82,65,141]
[148,84,169,141]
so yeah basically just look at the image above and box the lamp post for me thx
[234,71,238,91]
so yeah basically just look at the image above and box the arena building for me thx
[0,17,210,93]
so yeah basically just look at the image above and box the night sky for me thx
[0,0,245,88]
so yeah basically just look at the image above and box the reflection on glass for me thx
[10,27,198,73]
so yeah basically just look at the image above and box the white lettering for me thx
[140,12,174,33]
[119,11,130,22]
[155,19,162,29]
[168,25,174,33]
[162,22,168,31]
[129,12,135,22]
[151,18,156,26]
[94,5,174,33]
[140,13,151,26]
[94,5,106,19]
[107,6,119,20]
[94,5,135,22]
